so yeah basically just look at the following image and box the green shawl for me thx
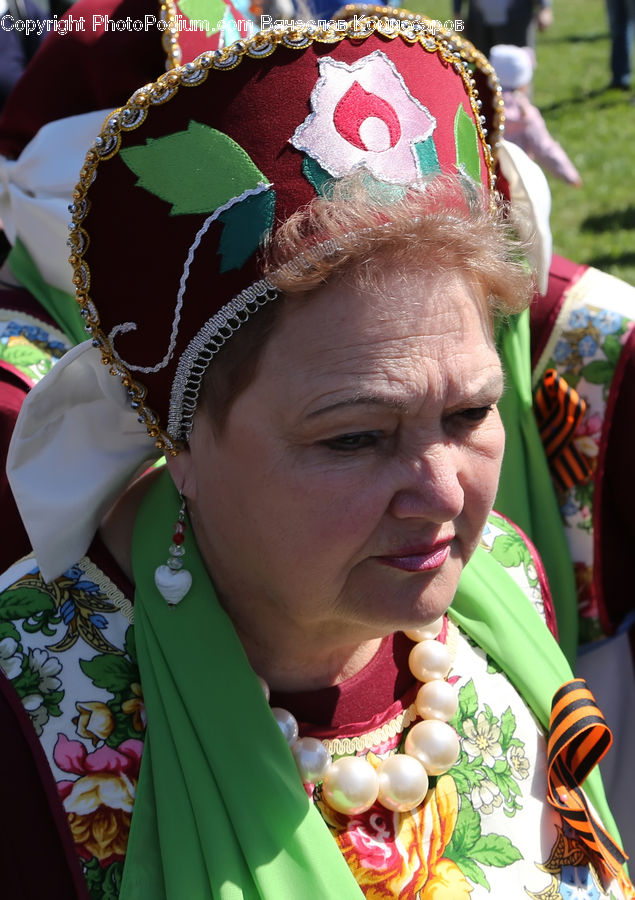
[7,239,86,346]
[121,471,618,899]
[495,311,578,666]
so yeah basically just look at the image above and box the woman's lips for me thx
[377,541,452,572]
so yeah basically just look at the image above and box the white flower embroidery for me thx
[508,745,530,780]
[22,692,50,736]
[291,50,436,184]
[26,647,62,694]
[0,636,22,680]
[470,778,503,815]
[18,649,63,736]
[462,712,503,766]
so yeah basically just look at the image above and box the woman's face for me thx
[173,268,505,664]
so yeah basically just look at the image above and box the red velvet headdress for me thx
[69,20,495,452]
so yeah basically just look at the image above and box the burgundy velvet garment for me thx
[0,360,30,568]
[530,254,635,637]
[0,671,90,899]
[597,324,635,633]
[530,254,588,368]
[0,0,165,159]
[270,631,417,733]
[0,286,66,569]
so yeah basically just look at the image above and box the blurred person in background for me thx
[606,0,635,89]
[0,0,46,113]
[452,0,553,56]
[489,43,582,186]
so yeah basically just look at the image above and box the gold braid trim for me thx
[78,556,135,624]
[67,20,495,454]
[160,0,183,70]
[324,703,418,755]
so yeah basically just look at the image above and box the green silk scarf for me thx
[8,239,86,346]
[122,471,618,898]
[496,311,579,666]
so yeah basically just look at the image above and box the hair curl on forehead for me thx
[200,172,533,436]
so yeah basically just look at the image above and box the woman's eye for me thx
[322,431,382,451]
[456,405,494,424]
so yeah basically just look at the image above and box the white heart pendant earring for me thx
[154,495,192,607]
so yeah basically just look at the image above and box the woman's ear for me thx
[165,445,195,501]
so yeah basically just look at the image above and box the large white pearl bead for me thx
[292,737,332,784]
[322,756,379,815]
[403,616,444,642]
[404,720,460,775]
[415,679,459,722]
[408,639,452,683]
[271,707,299,745]
[377,754,429,812]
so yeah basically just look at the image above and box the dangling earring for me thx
[154,494,192,607]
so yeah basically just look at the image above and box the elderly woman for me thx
[1,18,631,900]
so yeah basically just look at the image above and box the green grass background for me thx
[406,0,635,286]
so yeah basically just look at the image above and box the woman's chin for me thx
[351,578,458,638]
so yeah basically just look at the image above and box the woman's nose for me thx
[387,444,464,523]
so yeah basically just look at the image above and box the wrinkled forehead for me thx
[237,266,503,417]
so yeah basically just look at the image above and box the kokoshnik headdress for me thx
[9,15,499,580]
[72,17,496,448]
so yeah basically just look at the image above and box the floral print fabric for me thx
[531,268,635,642]
[0,511,631,898]
[0,556,140,897]
[0,308,70,384]
[315,625,632,899]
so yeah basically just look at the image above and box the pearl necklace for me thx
[259,615,460,816]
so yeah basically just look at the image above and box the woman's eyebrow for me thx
[306,373,504,420]
[306,394,412,419]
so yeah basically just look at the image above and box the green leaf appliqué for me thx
[120,122,271,216]
[579,359,615,385]
[178,0,226,36]
[454,105,481,185]
[452,679,479,725]
[489,533,529,569]
[217,188,276,272]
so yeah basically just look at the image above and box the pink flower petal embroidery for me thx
[54,733,88,775]
[57,779,75,800]
[118,739,145,769]
[291,50,436,185]
[333,82,401,151]
[84,745,132,774]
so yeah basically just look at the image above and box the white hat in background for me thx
[489,44,536,90]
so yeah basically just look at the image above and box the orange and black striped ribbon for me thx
[548,678,628,876]
[534,368,593,491]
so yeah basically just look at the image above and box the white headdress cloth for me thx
[7,341,159,583]
[0,110,111,295]
[497,139,552,296]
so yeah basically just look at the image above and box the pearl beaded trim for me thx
[261,616,461,816]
